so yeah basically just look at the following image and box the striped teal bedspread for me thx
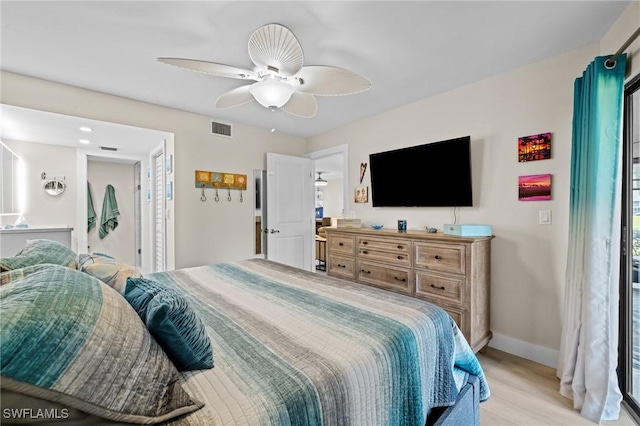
[149,259,489,426]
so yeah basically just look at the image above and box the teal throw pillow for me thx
[124,277,214,372]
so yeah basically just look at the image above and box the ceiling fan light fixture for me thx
[249,79,294,108]
[159,23,371,118]
[315,172,328,187]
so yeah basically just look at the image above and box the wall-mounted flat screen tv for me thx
[369,136,473,207]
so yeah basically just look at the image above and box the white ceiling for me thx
[0,104,171,155]
[0,1,630,140]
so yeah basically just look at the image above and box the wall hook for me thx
[200,183,207,202]
[240,190,243,203]
[215,188,220,202]
[227,188,232,202]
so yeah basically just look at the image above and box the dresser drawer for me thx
[442,307,465,335]
[357,236,410,254]
[358,247,411,266]
[415,294,468,338]
[328,255,356,280]
[414,242,466,275]
[414,270,464,305]
[356,260,411,295]
[328,234,356,256]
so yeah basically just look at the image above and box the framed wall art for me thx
[166,155,173,174]
[518,132,551,162]
[518,174,551,201]
[355,186,368,203]
[166,181,173,200]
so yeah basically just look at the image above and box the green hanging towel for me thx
[99,184,120,239]
[87,182,97,232]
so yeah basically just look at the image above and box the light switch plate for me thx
[539,210,551,225]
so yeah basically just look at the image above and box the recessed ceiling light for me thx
[79,139,90,144]
[79,127,93,132]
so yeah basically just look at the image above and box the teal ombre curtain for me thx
[557,54,626,423]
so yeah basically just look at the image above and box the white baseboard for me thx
[488,333,559,369]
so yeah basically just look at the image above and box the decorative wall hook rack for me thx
[195,170,247,202]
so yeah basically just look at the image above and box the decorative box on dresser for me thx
[325,227,493,353]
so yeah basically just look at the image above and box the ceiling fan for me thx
[158,23,371,118]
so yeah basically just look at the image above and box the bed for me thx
[0,239,489,426]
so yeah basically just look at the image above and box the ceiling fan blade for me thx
[248,24,303,77]
[281,91,317,118]
[158,58,258,80]
[296,66,371,96]
[216,85,255,109]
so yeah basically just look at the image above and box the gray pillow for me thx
[0,264,203,423]
[0,239,77,271]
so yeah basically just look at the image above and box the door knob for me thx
[269,229,280,234]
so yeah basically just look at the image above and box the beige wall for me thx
[87,160,135,265]
[0,71,307,269]
[601,1,640,80]
[320,179,343,218]
[303,2,640,365]
[307,44,600,365]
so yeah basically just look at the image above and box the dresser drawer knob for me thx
[434,255,441,260]
[394,276,407,282]
[362,241,368,245]
[337,264,346,268]
[339,242,344,246]
[362,250,369,254]
[430,284,446,290]
[397,256,403,260]
[361,269,371,274]
[397,245,403,249]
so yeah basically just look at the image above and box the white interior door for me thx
[266,153,314,270]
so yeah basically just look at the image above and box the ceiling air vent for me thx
[100,146,118,151]
[211,120,232,138]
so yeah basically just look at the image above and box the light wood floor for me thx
[478,348,638,425]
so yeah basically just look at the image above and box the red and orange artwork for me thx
[518,132,551,162]
[518,174,551,201]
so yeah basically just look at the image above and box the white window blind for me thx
[155,152,165,272]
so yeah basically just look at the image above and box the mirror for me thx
[43,178,66,196]
[0,142,19,215]
[254,169,266,255]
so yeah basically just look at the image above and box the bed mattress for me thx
[147,259,489,425]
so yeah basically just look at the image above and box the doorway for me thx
[307,145,348,273]
[87,158,139,265]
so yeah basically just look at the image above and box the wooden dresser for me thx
[325,227,493,352]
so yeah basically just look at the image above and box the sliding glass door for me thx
[621,73,640,422]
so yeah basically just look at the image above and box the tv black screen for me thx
[369,136,473,207]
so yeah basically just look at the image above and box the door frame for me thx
[619,71,640,424]
[76,149,150,272]
[306,144,350,218]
